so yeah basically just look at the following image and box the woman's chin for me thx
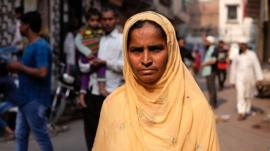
[138,78,159,86]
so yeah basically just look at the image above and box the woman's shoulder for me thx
[100,85,127,120]
[102,85,126,108]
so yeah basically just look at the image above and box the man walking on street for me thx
[8,11,54,151]
[230,39,263,121]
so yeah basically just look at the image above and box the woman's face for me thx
[127,23,168,85]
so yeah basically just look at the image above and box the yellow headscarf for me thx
[93,11,219,151]
[122,11,218,150]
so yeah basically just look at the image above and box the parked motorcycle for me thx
[48,55,80,130]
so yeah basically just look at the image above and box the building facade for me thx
[0,0,21,46]
[246,0,270,63]
[219,0,256,44]
[186,0,219,44]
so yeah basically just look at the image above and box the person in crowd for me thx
[177,37,194,67]
[228,43,240,85]
[0,60,17,141]
[177,37,194,70]
[0,7,24,140]
[12,6,24,51]
[201,35,218,109]
[75,8,106,150]
[230,39,263,121]
[63,24,77,75]
[81,5,123,150]
[193,49,202,75]
[0,7,24,61]
[92,11,219,151]
[75,8,106,106]
[228,43,240,65]
[178,37,195,75]
[0,102,15,141]
[216,40,228,90]
[0,7,24,141]
[8,11,54,151]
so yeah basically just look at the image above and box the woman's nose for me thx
[141,51,152,67]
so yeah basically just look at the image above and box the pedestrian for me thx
[0,7,24,61]
[228,43,239,65]
[8,11,54,151]
[0,61,17,141]
[177,37,194,75]
[193,49,202,75]
[216,40,228,90]
[75,8,107,150]
[230,39,263,121]
[0,100,15,141]
[81,5,123,150]
[63,23,77,76]
[178,37,194,67]
[75,8,107,103]
[201,36,218,109]
[92,11,219,151]
[12,6,24,52]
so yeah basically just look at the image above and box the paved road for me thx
[216,89,270,151]
[0,120,87,151]
[1,76,270,151]
[197,75,270,151]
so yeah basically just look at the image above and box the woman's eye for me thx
[129,47,143,53]
[148,45,165,52]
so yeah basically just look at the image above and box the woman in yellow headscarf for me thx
[92,11,219,151]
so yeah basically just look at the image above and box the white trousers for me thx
[236,80,253,114]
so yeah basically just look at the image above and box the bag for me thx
[217,62,227,70]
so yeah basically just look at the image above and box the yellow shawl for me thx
[92,11,219,151]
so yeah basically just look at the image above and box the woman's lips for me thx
[139,69,156,75]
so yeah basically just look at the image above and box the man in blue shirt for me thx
[8,11,53,151]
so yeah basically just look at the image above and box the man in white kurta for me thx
[230,42,263,120]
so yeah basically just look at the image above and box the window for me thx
[227,5,238,21]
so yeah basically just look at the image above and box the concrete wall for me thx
[219,0,256,43]
[187,0,219,35]
[186,0,219,44]
[153,0,188,23]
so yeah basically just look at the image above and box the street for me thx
[0,120,87,151]
[198,75,270,151]
[1,76,270,151]
[217,93,270,151]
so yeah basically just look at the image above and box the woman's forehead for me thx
[131,21,167,37]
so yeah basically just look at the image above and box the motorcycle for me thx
[48,55,80,131]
